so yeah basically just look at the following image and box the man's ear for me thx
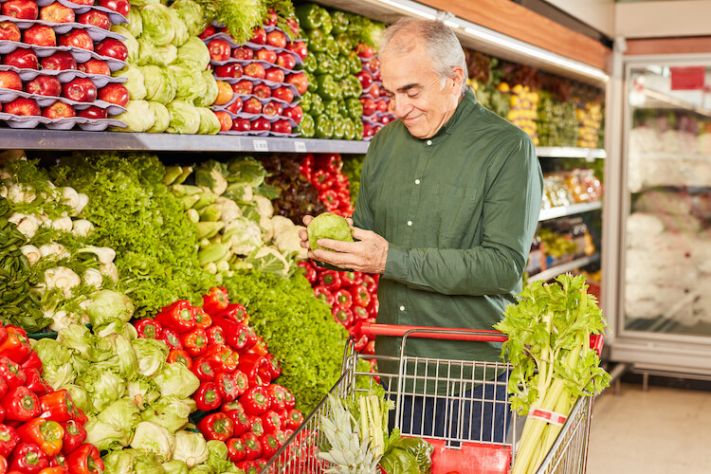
[451,66,466,91]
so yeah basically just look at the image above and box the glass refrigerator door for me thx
[623,60,711,339]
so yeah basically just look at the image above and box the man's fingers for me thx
[302,215,314,226]
[312,248,359,268]
[351,227,373,241]
[317,238,359,253]
[346,217,354,226]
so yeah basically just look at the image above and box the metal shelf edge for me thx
[529,254,600,282]
[536,147,606,159]
[539,201,602,221]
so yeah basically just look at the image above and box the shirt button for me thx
[426,140,432,146]
[407,220,412,226]
[415,179,421,185]
[399,305,406,311]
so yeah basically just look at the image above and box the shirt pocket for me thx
[435,182,482,248]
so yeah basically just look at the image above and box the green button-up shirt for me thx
[353,89,543,367]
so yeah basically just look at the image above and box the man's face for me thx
[380,42,462,139]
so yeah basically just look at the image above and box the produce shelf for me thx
[642,88,711,118]
[0,129,371,154]
[528,254,600,282]
[536,147,606,160]
[539,201,602,221]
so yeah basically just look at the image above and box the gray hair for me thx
[380,18,468,94]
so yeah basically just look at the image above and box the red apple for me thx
[95,38,128,61]
[242,97,262,115]
[232,117,250,132]
[0,21,21,42]
[0,71,22,90]
[232,47,253,60]
[70,0,96,5]
[5,97,39,116]
[253,83,271,99]
[262,101,282,117]
[214,64,237,78]
[226,97,242,114]
[78,106,107,119]
[1,0,38,20]
[286,41,307,60]
[77,10,111,30]
[265,68,284,84]
[208,39,231,62]
[283,105,303,124]
[376,99,388,113]
[266,30,287,49]
[214,111,232,132]
[250,27,266,45]
[286,72,307,95]
[41,52,77,71]
[77,59,110,75]
[42,101,76,119]
[23,25,57,47]
[98,83,128,106]
[231,80,252,95]
[3,49,38,70]
[357,71,373,89]
[62,77,97,102]
[59,30,94,51]
[251,117,270,132]
[25,75,61,96]
[272,86,294,104]
[361,97,376,116]
[264,9,278,26]
[276,52,296,70]
[244,63,265,80]
[286,17,299,36]
[272,119,291,134]
[363,123,376,139]
[98,0,129,17]
[369,83,381,98]
[256,49,277,64]
[199,25,216,40]
[366,57,381,75]
[356,43,375,59]
[381,114,393,125]
[40,3,75,23]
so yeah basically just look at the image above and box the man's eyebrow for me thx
[396,83,421,93]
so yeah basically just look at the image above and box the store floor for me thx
[587,383,711,473]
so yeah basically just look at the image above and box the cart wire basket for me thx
[263,324,603,474]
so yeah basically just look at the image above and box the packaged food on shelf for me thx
[542,169,602,209]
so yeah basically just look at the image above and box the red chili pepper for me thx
[224,407,250,437]
[197,413,234,442]
[0,357,26,390]
[241,387,271,416]
[226,437,246,463]
[215,372,241,403]
[332,305,354,328]
[155,300,196,333]
[21,353,42,372]
[17,419,64,457]
[206,326,225,346]
[166,349,192,370]
[181,328,208,357]
[265,355,281,380]
[202,287,230,316]
[334,289,353,309]
[238,354,272,387]
[161,328,183,350]
[23,370,50,397]
[0,425,19,457]
[219,303,249,325]
[260,433,280,460]
[65,444,103,474]
[133,319,163,340]
[38,467,67,474]
[285,409,304,430]
[241,433,262,461]
[60,420,85,456]
[313,285,335,307]
[205,345,239,373]
[261,411,282,434]
[38,390,82,424]
[194,383,222,412]
[10,442,49,473]
[318,271,341,291]
[0,327,31,365]
[192,357,216,383]
[4,387,40,422]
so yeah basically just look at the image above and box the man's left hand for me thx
[310,227,389,274]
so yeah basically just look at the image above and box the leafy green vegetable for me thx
[131,421,175,462]
[84,289,134,327]
[141,4,175,46]
[127,8,143,38]
[113,100,155,132]
[104,449,137,474]
[147,102,171,134]
[195,0,265,43]
[194,70,217,107]
[171,0,205,36]
[141,396,196,433]
[76,366,126,413]
[115,66,146,101]
[176,37,210,70]
[196,108,221,135]
[167,7,189,46]
[172,431,209,467]
[307,212,352,250]
[169,63,206,104]
[133,337,169,377]
[141,66,177,104]
[162,460,189,474]
[167,101,201,134]
[153,362,200,399]
[138,39,178,67]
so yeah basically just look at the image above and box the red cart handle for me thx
[359,324,605,357]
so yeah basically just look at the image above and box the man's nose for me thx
[391,97,411,119]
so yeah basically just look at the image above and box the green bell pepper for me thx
[315,115,334,138]
[315,53,333,75]
[333,57,348,80]
[325,36,339,59]
[336,34,354,56]
[331,11,349,35]
[324,100,340,119]
[332,115,346,139]
[310,93,324,116]
[306,71,319,92]
[300,92,312,112]
[341,75,362,98]
[338,99,349,118]
[303,54,317,73]
[320,9,333,35]
[343,117,356,140]
[317,74,341,100]
[300,113,315,138]
[295,3,328,31]
[346,97,363,119]
[347,52,362,75]
[354,120,364,140]
[307,28,327,52]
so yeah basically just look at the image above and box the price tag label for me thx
[253,140,269,152]
[294,141,307,153]
[585,150,595,163]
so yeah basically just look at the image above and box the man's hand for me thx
[299,215,388,274]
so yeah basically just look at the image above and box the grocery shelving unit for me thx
[537,147,606,160]
[539,201,602,221]
[529,254,600,282]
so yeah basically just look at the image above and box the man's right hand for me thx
[299,215,313,250]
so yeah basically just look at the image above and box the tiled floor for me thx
[587,383,711,473]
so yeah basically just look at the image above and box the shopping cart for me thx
[264,324,603,474]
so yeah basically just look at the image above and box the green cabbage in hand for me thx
[308,212,353,250]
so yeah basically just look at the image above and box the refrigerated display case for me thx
[604,53,711,376]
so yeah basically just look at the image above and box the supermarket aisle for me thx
[587,383,711,473]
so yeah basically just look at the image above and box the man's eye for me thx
[407,90,420,98]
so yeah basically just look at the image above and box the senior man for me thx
[302,18,543,442]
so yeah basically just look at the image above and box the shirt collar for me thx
[423,88,477,144]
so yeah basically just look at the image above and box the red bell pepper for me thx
[332,306,354,328]
[17,419,64,457]
[0,455,6,474]
[334,289,353,308]
[224,406,250,437]
[0,357,26,390]
[0,327,5,346]
[226,437,246,463]
[10,442,49,473]
[0,327,31,364]
[197,413,234,442]
[238,354,272,387]
[211,317,257,353]
[350,284,371,308]
[206,326,225,346]
[205,345,239,373]
[65,444,103,474]
[267,385,287,412]
[283,387,296,410]
[365,340,375,354]
[362,274,377,293]
[0,378,7,401]
[192,357,216,383]
[313,285,335,307]
[38,390,82,423]
[155,300,196,333]
[219,303,249,324]
[260,433,280,460]
[318,270,341,291]
[233,371,249,397]
[265,355,281,380]
[60,420,85,455]
[354,334,369,353]
[241,433,262,461]
[215,372,242,403]
[21,353,42,372]
[0,425,19,457]
[353,306,369,321]
[248,416,264,438]
[320,189,339,208]
[133,319,163,340]
[162,328,183,350]
[23,370,50,396]
[181,328,208,357]
[261,411,282,434]
[236,460,256,474]
[0,407,4,424]
[297,261,318,284]
[202,287,230,316]
[241,387,271,416]
[192,308,212,330]
[299,154,314,181]
[311,169,332,191]
[166,349,192,369]
[194,383,222,412]
[285,409,304,430]
[274,430,289,445]
[38,468,67,474]
[4,387,40,422]
[49,454,66,468]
